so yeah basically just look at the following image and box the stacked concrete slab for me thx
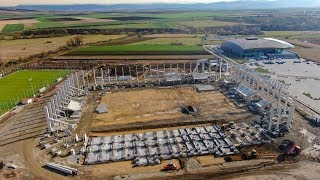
[85,125,238,166]
[225,122,274,147]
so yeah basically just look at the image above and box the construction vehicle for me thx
[162,162,178,171]
[279,140,301,156]
[221,121,236,131]
[242,149,258,160]
[308,115,320,127]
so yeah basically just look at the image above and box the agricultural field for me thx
[177,20,244,28]
[0,18,39,32]
[67,44,208,56]
[90,21,176,29]
[0,70,70,115]
[1,24,24,33]
[0,10,263,32]
[131,37,203,45]
[0,34,127,62]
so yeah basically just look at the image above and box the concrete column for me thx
[219,60,222,79]
[100,68,104,89]
[108,68,111,84]
[93,69,97,90]
[135,66,139,84]
[75,71,80,90]
[275,89,282,131]
[115,67,118,85]
[284,93,289,112]
[157,65,160,85]
[286,97,296,130]
[44,106,54,133]
[268,106,274,131]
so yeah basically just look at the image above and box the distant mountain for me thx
[9,0,320,11]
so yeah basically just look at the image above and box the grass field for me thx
[131,37,203,45]
[67,44,207,56]
[177,20,243,28]
[92,21,176,29]
[1,24,24,33]
[0,70,70,115]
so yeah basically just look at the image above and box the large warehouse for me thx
[221,37,299,59]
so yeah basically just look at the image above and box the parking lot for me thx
[247,59,320,113]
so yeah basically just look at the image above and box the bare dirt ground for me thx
[0,35,126,63]
[287,39,320,63]
[84,159,181,178]
[0,19,40,27]
[0,24,4,31]
[91,87,238,130]
[195,156,225,167]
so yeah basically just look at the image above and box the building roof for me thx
[222,37,294,51]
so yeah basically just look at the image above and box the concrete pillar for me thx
[108,68,111,84]
[75,71,80,90]
[286,97,296,130]
[219,60,222,79]
[135,66,139,84]
[100,68,104,89]
[268,107,274,131]
[71,149,76,156]
[284,93,289,112]
[44,106,54,133]
[82,70,86,89]
[275,88,283,132]
[93,69,97,90]
[157,65,160,85]
[115,67,118,85]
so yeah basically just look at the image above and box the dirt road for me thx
[22,139,70,180]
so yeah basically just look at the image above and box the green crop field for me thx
[67,44,207,56]
[177,20,243,28]
[1,24,25,33]
[0,70,70,115]
[131,37,203,45]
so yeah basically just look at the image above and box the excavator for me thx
[162,162,178,171]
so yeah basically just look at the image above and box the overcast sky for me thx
[1,0,236,6]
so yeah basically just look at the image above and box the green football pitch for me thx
[0,70,70,115]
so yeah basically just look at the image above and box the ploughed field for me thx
[66,44,209,56]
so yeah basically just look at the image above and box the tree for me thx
[66,35,84,47]
[74,35,84,46]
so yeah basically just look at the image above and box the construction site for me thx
[0,51,319,179]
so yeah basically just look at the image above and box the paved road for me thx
[203,45,320,117]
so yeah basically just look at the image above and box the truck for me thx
[279,140,301,156]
